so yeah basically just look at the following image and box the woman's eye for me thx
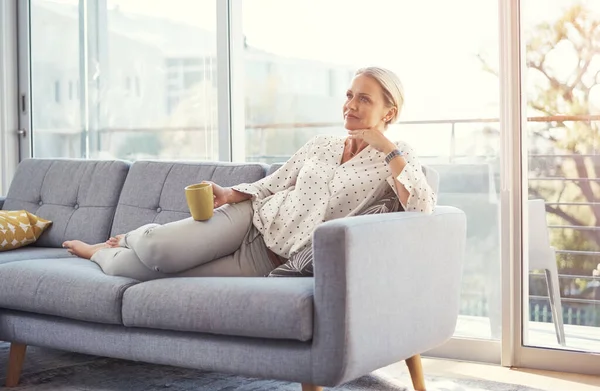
[360,96,369,102]
[346,94,352,99]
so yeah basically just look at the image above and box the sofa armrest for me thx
[309,206,466,386]
[0,196,5,209]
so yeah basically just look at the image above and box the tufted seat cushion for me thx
[2,159,130,247]
[110,161,268,236]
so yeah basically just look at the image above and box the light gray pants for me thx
[91,201,277,281]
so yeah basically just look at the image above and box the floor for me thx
[455,315,600,352]
[442,315,600,390]
[1,341,599,390]
[381,358,600,391]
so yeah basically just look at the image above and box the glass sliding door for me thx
[509,0,600,374]
[27,0,218,161]
[522,0,600,352]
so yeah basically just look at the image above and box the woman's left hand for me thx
[348,128,396,154]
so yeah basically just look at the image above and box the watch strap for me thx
[385,149,404,164]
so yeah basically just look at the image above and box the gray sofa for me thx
[0,158,466,391]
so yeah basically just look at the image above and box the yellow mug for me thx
[185,183,214,221]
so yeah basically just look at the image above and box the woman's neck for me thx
[347,137,368,155]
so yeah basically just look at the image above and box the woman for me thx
[63,66,436,281]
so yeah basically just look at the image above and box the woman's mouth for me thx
[345,114,359,119]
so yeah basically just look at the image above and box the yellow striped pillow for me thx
[0,210,52,252]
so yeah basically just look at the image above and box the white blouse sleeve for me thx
[386,141,437,214]
[231,136,317,200]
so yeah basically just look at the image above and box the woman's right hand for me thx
[201,181,231,209]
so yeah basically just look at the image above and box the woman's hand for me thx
[348,128,396,154]
[201,181,231,209]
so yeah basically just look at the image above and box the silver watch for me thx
[385,149,404,164]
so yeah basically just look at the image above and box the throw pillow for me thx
[354,190,404,215]
[268,189,403,277]
[0,210,52,252]
[268,245,314,277]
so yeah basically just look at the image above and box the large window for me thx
[522,0,600,353]
[241,0,503,344]
[30,0,218,160]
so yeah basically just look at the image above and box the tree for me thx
[481,3,600,277]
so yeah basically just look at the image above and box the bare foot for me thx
[105,234,125,248]
[62,240,108,260]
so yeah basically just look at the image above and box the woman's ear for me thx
[385,107,397,122]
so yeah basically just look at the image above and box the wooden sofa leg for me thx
[406,354,426,391]
[301,384,323,391]
[5,342,27,387]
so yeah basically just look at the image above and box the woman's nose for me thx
[346,97,357,110]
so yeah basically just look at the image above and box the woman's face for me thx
[343,74,394,131]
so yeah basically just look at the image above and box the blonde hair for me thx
[355,67,405,124]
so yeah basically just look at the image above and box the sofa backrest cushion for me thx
[266,164,282,176]
[110,161,268,236]
[423,166,440,195]
[3,159,130,247]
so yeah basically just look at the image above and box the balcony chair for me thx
[528,199,566,346]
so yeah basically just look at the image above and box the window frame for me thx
[0,0,21,194]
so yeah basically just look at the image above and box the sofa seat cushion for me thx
[0,258,138,324]
[122,277,314,341]
[0,247,74,265]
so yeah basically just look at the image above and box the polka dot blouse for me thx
[232,135,437,258]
